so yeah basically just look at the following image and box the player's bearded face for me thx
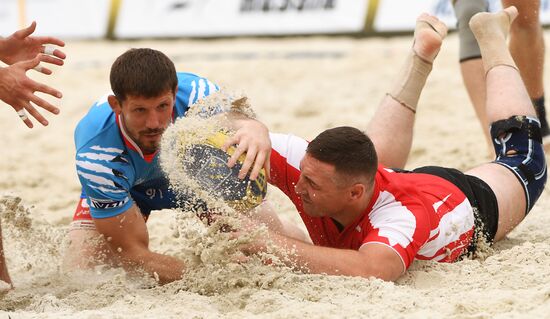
[118,92,175,154]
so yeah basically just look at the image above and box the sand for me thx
[1,31,550,318]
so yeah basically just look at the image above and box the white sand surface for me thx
[1,31,550,318]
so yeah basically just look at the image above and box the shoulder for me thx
[174,72,218,116]
[269,133,308,173]
[75,96,118,150]
[270,133,308,161]
[175,72,217,102]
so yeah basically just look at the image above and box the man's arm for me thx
[93,205,185,284]
[240,229,404,281]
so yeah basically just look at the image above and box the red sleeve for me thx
[361,185,431,270]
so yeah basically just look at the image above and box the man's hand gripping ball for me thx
[183,131,267,211]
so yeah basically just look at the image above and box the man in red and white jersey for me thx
[238,7,546,281]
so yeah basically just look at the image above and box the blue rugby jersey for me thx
[74,72,217,219]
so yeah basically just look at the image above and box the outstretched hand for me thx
[0,21,66,66]
[0,54,62,128]
[221,118,271,180]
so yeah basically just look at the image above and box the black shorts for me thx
[411,166,499,254]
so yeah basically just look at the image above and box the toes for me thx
[503,6,518,22]
[416,14,447,38]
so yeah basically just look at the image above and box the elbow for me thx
[112,244,150,270]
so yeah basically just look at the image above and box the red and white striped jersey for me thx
[269,132,475,270]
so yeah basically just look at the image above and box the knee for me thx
[453,0,487,23]
[453,0,488,61]
[490,115,547,212]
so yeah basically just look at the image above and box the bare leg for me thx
[503,0,549,138]
[460,59,493,154]
[453,0,493,154]
[466,6,536,241]
[504,0,544,99]
[63,228,117,270]
[367,14,447,168]
[0,221,12,288]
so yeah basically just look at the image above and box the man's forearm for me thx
[118,248,186,284]
[268,232,400,280]
[270,233,362,275]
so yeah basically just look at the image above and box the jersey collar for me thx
[116,114,157,163]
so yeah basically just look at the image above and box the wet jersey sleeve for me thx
[75,145,134,219]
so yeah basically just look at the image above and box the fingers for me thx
[31,79,63,100]
[239,144,258,179]
[13,21,37,39]
[15,108,33,128]
[223,135,243,168]
[32,64,52,75]
[23,102,50,126]
[40,43,66,62]
[30,54,63,76]
[222,134,239,159]
[38,37,66,49]
[17,58,62,100]
[38,53,64,66]
[28,92,60,115]
[263,157,271,181]
[223,129,271,180]
[248,149,266,181]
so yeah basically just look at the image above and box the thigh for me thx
[465,163,526,241]
[64,228,116,270]
[65,195,118,269]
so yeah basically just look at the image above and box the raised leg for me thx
[466,6,545,241]
[367,14,447,168]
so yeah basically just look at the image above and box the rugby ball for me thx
[183,131,267,211]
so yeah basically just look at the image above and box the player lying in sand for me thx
[232,7,546,281]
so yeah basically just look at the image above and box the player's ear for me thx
[350,183,366,200]
[108,95,122,114]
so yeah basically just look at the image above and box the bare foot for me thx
[469,6,518,42]
[413,13,447,63]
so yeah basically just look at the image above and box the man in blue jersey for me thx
[64,48,271,284]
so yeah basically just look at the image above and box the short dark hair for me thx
[110,48,178,101]
[307,126,378,184]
